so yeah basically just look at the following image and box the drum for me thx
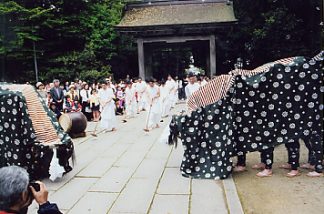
[59,112,87,134]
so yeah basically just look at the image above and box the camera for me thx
[28,182,40,199]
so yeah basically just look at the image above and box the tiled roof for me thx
[117,2,237,28]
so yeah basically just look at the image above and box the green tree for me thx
[230,0,322,68]
[1,0,322,82]
[1,0,127,83]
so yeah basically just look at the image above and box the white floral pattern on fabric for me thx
[0,86,74,180]
[169,54,323,179]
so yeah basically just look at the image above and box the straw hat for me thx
[36,82,44,88]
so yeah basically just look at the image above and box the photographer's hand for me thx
[30,181,48,205]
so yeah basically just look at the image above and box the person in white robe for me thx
[124,82,137,118]
[185,74,200,99]
[98,81,117,132]
[144,79,161,130]
[160,81,172,118]
[200,76,208,87]
[165,75,177,108]
[136,78,147,112]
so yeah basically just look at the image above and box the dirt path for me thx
[233,143,324,214]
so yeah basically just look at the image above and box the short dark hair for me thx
[99,80,107,85]
[188,72,195,78]
[146,77,155,83]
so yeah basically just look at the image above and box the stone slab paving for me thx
[77,157,116,178]
[69,192,118,214]
[50,177,98,210]
[149,194,190,214]
[191,180,228,214]
[110,178,158,213]
[132,158,166,180]
[90,166,135,193]
[157,167,190,195]
[28,104,233,214]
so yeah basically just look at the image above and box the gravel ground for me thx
[233,143,324,214]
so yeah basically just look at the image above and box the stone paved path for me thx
[28,105,235,214]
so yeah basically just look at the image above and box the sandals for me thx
[286,170,301,178]
[306,171,323,177]
[233,166,247,172]
[252,163,266,170]
[300,163,315,170]
[104,128,116,133]
[256,169,273,177]
[279,163,292,170]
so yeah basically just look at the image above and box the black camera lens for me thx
[29,182,40,192]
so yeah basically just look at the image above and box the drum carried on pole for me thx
[59,112,87,138]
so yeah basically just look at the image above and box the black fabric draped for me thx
[169,55,323,179]
[0,86,74,180]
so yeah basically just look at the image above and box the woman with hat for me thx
[66,84,79,103]
[36,82,47,101]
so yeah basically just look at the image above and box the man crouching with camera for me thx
[0,166,62,214]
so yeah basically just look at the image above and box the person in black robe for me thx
[169,53,323,179]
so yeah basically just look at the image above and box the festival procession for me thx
[0,0,323,214]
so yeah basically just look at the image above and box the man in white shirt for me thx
[98,81,117,132]
[185,73,200,99]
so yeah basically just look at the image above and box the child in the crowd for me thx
[116,86,125,115]
[50,101,62,119]
[64,95,82,113]
[90,89,100,121]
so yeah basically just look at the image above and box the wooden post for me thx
[209,35,216,78]
[137,38,145,80]
[33,41,39,82]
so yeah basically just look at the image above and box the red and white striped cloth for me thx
[187,75,234,111]
[187,57,296,112]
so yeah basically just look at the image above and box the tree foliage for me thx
[0,0,322,82]
[229,0,322,68]
[1,0,128,83]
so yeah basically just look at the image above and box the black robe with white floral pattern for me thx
[169,54,323,179]
[0,86,74,180]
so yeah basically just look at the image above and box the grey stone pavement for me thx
[28,104,242,214]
